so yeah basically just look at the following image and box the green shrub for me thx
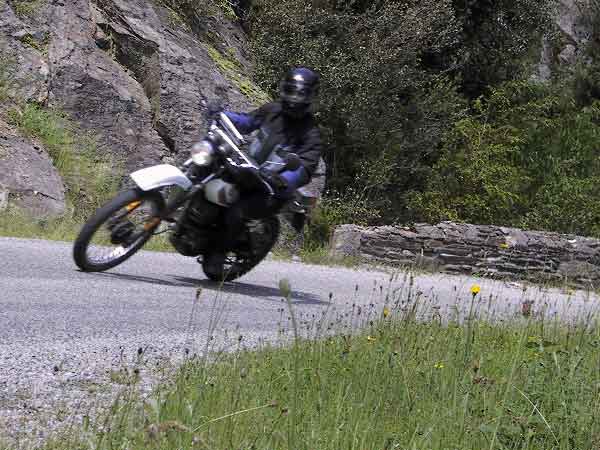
[409,81,600,237]
[249,0,552,223]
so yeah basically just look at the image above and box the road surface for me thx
[1,237,598,447]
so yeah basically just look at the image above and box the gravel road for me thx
[1,237,599,448]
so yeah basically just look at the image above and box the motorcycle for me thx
[72,112,312,281]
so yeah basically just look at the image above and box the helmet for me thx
[279,67,320,118]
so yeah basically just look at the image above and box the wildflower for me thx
[367,335,376,343]
[470,284,481,296]
[383,307,390,318]
[434,362,444,369]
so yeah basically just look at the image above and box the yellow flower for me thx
[499,243,509,249]
[434,362,445,369]
[470,284,481,296]
[383,307,390,318]
[367,335,376,343]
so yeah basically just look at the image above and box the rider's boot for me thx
[203,251,226,274]
[291,212,305,233]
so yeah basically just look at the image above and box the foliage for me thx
[249,0,552,224]
[451,0,554,97]
[409,81,600,237]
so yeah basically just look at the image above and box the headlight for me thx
[191,140,215,166]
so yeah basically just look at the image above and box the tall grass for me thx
[45,284,600,450]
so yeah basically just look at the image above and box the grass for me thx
[19,33,49,55]
[35,281,600,450]
[6,103,122,220]
[0,208,81,241]
[0,207,176,253]
[10,0,46,17]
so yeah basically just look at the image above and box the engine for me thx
[169,194,223,256]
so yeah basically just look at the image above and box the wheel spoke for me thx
[85,198,156,265]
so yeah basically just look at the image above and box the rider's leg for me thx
[204,193,283,273]
[223,193,283,250]
[277,166,311,232]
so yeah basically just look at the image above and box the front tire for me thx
[73,189,165,272]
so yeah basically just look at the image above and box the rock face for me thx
[0,3,49,104]
[537,0,593,80]
[330,222,600,287]
[0,0,266,172]
[0,119,65,216]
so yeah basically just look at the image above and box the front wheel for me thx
[73,188,165,272]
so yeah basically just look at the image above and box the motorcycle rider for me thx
[204,67,323,273]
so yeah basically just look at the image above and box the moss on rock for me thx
[206,44,270,106]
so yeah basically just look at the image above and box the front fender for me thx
[130,164,193,191]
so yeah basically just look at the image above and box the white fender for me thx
[130,164,193,191]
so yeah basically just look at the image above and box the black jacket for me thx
[225,102,322,176]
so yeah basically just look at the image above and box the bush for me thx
[250,0,468,221]
[409,81,600,237]
[249,0,553,223]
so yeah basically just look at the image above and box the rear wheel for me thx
[73,189,165,272]
[202,217,280,282]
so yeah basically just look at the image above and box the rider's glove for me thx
[206,100,223,121]
[259,168,288,193]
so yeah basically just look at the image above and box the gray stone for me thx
[559,44,578,65]
[329,224,363,259]
[330,222,600,287]
[47,0,168,170]
[0,120,65,216]
[0,0,276,170]
[0,2,49,104]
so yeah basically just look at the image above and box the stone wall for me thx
[330,222,600,287]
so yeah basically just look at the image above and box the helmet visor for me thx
[279,80,313,105]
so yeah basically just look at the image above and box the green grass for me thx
[43,292,600,450]
[10,0,45,17]
[7,103,122,220]
[0,206,176,253]
[0,208,81,241]
[0,103,130,246]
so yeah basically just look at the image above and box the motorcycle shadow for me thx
[88,271,327,305]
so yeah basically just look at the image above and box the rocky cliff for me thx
[537,0,593,79]
[0,0,269,215]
